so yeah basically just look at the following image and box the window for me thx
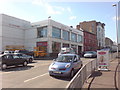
[71,33,77,42]
[78,35,83,43]
[13,55,20,59]
[52,27,61,39]
[37,26,47,38]
[62,30,69,40]
[52,42,61,53]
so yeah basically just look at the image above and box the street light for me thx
[112,4,119,58]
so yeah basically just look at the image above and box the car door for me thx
[73,55,79,70]
[13,55,23,65]
[76,55,82,69]
[2,54,14,66]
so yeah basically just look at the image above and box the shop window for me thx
[62,30,69,41]
[78,35,83,43]
[71,33,77,42]
[37,26,47,38]
[63,43,69,47]
[52,42,61,53]
[52,27,61,39]
[71,44,77,53]
[36,42,47,52]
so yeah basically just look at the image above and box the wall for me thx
[84,31,97,51]
[80,21,97,35]
[1,14,31,51]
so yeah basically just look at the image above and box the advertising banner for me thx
[97,50,110,71]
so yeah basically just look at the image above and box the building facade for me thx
[0,14,83,56]
[83,31,97,51]
[97,22,105,49]
[77,20,105,51]
[105,37,113,49]
[77,21,98,51]
[31,19,83,56]
[0,14,31,51]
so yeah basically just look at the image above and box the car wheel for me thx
[29,58,33,63]
[23,61,27,66]
[2,64,7,70]
[70,69,74,78]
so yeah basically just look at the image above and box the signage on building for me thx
[97,50,110,71]
[37,42,47,46]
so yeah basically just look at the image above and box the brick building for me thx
[77,20,105,51]
[77,21,98,51]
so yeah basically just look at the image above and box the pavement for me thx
[82,58,120,89]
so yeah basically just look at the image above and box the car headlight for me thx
[65,63,71,68]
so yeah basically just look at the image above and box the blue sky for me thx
[0,0,119,42]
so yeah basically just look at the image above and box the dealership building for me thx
[0,14,83,56]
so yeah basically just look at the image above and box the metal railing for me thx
[66,53,117,89]
[66,59,97,89]
[110,52,117,61]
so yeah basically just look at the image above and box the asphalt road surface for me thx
[1,58,96,88]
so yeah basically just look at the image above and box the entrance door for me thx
[78,46,82,56]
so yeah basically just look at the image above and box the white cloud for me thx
[0,0,73,16]
[67,7,72,13]
[32,0,64,15]
[69,16,77,20]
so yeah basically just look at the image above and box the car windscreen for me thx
[56,55,74,62]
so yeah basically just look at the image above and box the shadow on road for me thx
[89,71,102,78]
[2,65,34,72]
[51,76,71,81]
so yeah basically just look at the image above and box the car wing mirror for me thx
[74,58,77,62]
[53,59,56,61]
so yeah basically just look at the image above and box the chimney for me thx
[76,25,80,30]
[70,26,73,28]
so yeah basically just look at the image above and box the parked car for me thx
[3,51,14,54]
[49,54,83,78]
[0,54,28,70]
[14,50,34,56]
[14,53,34,63]
[58,47,75,56]
[84,51,97,58]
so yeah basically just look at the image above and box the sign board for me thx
[97,50,110,71]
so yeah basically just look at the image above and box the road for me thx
[1,58,96,88]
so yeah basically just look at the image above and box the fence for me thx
[66,52,117,89]
[66,59,97,89]
[110,52,117,61]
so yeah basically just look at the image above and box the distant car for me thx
[14,53,34,63]
[58,47,75,56]
[84,51,97,58]
[3,51,14,54]
[49,54,83,78]
[0,54,28,70]
[14,50,34,56]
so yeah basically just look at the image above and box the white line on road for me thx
[24,73,48,83]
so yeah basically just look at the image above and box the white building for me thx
[0,14,83,56]
[0,14,31,51]
[97,22,105,49]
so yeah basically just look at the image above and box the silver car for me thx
[84,51,97,58]
[14,53,34,63]
[49,54,83,78]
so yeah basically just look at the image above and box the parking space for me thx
[1,58,96,88]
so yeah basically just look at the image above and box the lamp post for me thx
[112,4,119,58]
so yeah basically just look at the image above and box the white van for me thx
[58,47,75,56]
